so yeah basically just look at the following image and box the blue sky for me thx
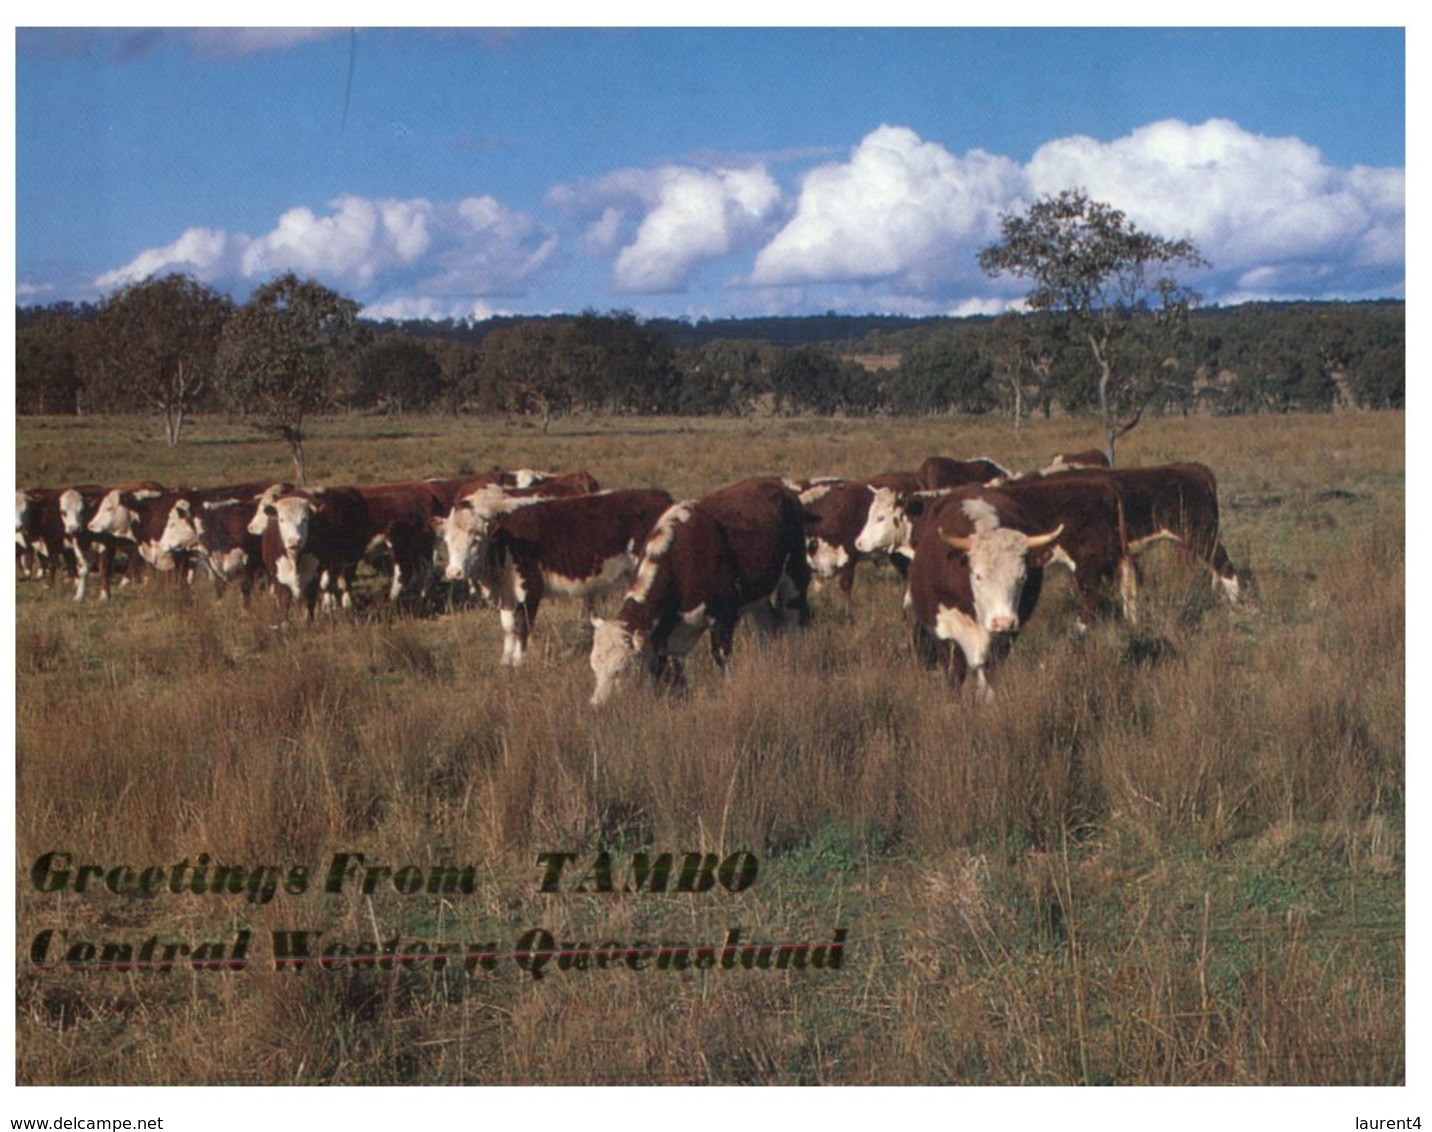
[15,26,1407,322]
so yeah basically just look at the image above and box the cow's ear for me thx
[263,504,277,517]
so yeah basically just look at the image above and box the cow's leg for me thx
[71,543,90,601]
[96,543,117,601]
[776,570,811,630]
[498,603,524,667]
[709,615,737,669]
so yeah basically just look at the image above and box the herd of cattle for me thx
[16,448,1244,705]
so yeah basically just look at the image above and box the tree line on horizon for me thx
[17,282,1405,416]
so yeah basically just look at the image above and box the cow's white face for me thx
[160,500,203,555]
[440,503,487,582]
[962,528,1038,634]
[247,485,286,536]
[59,489,89,536]
[270,497,316,557]
[589,617,646,707]
[854,487,905,555]
[942,520,1061,636]
[87,489,139,538]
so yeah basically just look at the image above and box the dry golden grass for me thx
[15,409,1403,1085]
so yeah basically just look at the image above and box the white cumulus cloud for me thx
[94,193,557,308]
[553,163,783,293]
[95,227,235,289]
[749,125,1024,291]
[240,195,433,287]
[1025,118,1404,298]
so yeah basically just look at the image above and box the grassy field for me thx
[14,410,1404,1085]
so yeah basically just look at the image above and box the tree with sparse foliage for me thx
[979,189,1207,465]
[216,273,361,483]
[86,274,232,445]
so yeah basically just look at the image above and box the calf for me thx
[589,478,811,706]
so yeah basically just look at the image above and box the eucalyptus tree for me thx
[979,189,1206,465]
[216,273,361,483]
[88,274,232,445]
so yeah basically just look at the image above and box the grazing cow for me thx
[1055,463,1242,607]
[906,476,1126,697]
[443,488,674,666]
[589,478,812,706]
[800,472,920,602]
[917,455,1012,490]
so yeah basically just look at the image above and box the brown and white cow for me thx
[18,486,106,593]
[258,481,448,615]
[1053,463,1243,608]
[916,455,1013,490]
[905,476,1127,697]
[443,488,674,666]
[88,481,274,596]
[589,478,812,706]
[801,471,922,602]
[159,484,287,601]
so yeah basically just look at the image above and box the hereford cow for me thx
[1055,463,1242,608]
[18,486,106,593]
[906,475,1127,697]
[158,484,288,601]
[917,455,1012,490]
[442,488,674,666]
[589,478,812,706]
[800,472,920,602]
[259,481,447,615]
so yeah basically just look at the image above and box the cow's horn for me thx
[1026,524,1064,549]
[938,527,975,553]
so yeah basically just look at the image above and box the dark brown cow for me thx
[589,478,812,706]
[917,455,1013,490]
[159,484,289,601]
[261,481,448,615]
[19,486,107,595]
[1055,463,1242,608]
[444,488,675,666]
[905,475,1127,697]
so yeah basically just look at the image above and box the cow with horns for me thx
[589,478,812,706]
